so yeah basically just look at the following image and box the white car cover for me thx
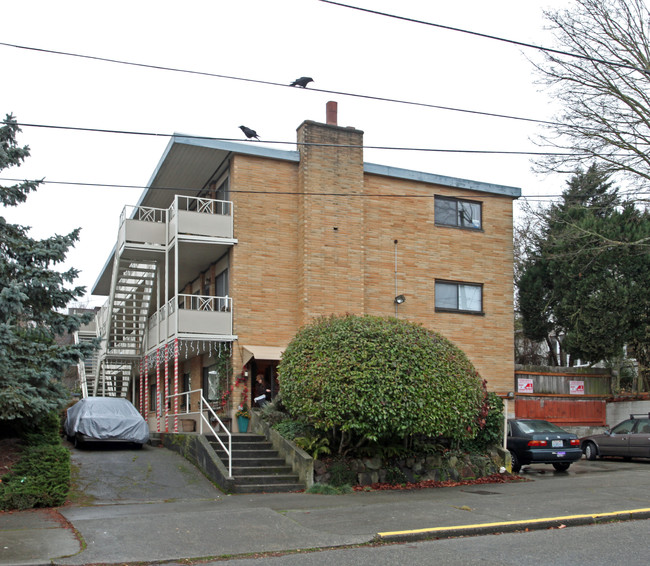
[65,397,150,444]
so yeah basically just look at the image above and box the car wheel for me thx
[584,441,598,461]
[553,462,571,472]
[510,450,522,473]
[73,435,84,449]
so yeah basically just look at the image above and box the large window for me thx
[435,196,482,229]
[435,280,483,314]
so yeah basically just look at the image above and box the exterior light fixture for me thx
[394,295,406,305]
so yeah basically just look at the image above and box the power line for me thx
[0,41,561,128]
[12,121,575,156]
[319,0,650,74]
[3,176,647,203]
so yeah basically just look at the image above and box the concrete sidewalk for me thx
[2,446,649,566]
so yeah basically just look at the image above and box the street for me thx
[168,519,648,566]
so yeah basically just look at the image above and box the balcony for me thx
[117,206,167,254]
[169,196,233,240]
[147,294,233,349]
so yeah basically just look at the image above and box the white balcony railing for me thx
[147,295,233,347]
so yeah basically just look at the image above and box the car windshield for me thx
[611,420,636,434]
[517,420,566,434]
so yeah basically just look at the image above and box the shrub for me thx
[0,444,70,510]
[326,459,357,487]
[460,393,504,453]
[306,482,353,495]
[0,409,71,510]
[278,314,488,452]
[272,419,312,441]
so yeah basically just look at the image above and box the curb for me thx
[376,507,650,542]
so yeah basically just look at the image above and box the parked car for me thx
[507,419,583,473]
[65,396,150,448]
[581,413,650,461]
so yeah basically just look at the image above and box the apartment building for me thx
[89,103,520,432]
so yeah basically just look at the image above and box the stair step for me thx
[227,458,288,467]
[233,483,305,494]
[233,474,300,485]
[232,466,295,475]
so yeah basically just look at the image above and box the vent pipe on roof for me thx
[326,101,338,126]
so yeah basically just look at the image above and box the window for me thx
[215,269,229,297]
[181,372,191,409]
[149,383,157,411]
[435,196,482,229]
[215,178,230,215]
[203,272,211,296]
[435,281,483,313]
[203,363,226,403]
[215,268,229,311]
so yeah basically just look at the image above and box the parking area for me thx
[515,454,650,479]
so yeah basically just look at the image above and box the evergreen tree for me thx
[518,165,650,378]
[0,114,96,421]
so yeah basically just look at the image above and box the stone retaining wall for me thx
[314,447,510,486]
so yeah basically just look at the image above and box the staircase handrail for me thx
[166,388,232,477]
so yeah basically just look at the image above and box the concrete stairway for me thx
[208,433,305,494]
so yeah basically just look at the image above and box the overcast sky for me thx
[1,0,574,306]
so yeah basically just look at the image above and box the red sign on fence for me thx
[518,378,534,393]
[570,381,585,395]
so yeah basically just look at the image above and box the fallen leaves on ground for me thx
[352,473,526,492]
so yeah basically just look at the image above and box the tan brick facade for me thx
[128,116,517,428]
[228,120,516,393]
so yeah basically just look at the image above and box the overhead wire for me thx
[10,120,576,156]
[0,41,562,128]
[318,0,650,74]
[4,176,646,204]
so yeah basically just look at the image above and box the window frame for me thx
[434,195,482,230]
[435,279,484,315]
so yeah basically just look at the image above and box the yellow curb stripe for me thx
[377,507,650,537]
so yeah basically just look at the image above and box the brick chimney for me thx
[295,105,365,323]
[326,101,338,126]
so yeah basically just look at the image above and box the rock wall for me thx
[314,448,509,486]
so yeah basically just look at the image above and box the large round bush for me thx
[278,314,487,445]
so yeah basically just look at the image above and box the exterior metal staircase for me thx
[209,434,305,493]
[93,259,158,396]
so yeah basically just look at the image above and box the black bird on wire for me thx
[290,76,314,88]
[239,125,260,140]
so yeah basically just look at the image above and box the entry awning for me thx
[241,345,286,367]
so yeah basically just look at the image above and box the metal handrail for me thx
[166,388,232,477]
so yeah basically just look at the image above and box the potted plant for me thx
[235,403,250,433]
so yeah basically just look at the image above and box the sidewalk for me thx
[2,448,649,566]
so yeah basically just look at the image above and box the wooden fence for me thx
[514,366,610,426]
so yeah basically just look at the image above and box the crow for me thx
[290,76,314,88]
[239,125,260,140]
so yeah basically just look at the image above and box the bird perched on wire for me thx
[290,76,314,88]
[239,125,260,140]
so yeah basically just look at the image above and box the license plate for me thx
[552,440,563,448]
[556,451,566,457]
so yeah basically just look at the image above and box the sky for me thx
[1,0,575,306]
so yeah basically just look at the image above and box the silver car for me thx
[581,413,650,461]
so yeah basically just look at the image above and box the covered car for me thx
[581,414,650,461]
[65,397,149,447]
[507,419,582,473]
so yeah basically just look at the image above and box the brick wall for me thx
[229,120,515,392]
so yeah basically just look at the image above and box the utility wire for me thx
[0,41,561,128]
[9,176,644,202]
[319,0,650,74]
[12,121,576,156]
